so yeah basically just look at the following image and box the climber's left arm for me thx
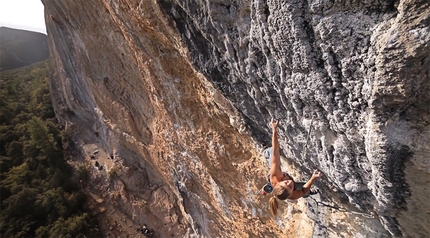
[289,170,322,199]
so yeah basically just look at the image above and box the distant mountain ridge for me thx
[0,27,49,71]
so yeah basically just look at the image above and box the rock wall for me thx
[43,0,429,237]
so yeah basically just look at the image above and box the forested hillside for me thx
[0,61,99,237]
[0,27,49,71]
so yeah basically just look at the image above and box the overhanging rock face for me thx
[43,0,429,237]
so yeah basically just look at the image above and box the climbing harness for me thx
[259,182,273,195]
[258,172,273,196]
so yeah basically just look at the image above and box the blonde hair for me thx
[269,183,291,216]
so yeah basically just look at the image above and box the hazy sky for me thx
[0,0,46,34]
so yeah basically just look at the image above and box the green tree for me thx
[0,61,100,237]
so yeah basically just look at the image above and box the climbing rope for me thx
[308,197,375,219]
[298,117,375,219]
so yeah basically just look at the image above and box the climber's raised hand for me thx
[312,170,323,179]
[270,118,278,131]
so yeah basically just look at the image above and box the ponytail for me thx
[269,196,279,216]
[269,183,291,216]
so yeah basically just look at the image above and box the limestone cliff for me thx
[42,0,429,237]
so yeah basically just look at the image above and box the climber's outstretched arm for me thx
[289,170,323,199]
[269,119,283,180]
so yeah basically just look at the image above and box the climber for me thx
[266,118,323,216]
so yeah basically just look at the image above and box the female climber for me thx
[267,118,323,216]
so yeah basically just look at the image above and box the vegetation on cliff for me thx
[0,61,99,237]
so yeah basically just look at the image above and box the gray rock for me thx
[43,0,429,237]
